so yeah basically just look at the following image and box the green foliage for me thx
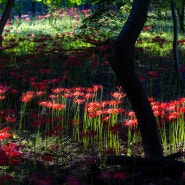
[0,0,6,4]
[34,0,83,8]
[0,0,6,14]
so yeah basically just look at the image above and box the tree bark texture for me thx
[177,0,185,33]
[0,0,15,47]
[109,0,163,159]
[171,0,183,82]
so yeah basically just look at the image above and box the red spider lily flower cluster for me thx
[0,127,12,140]
[148,70,160,78]
[0,84,9,101]
[150,97,185,123]
[0,142,22,166]
[38,100,66,110]
[143,26,152,31]
[50,85,103,104]
[110,91,126,100]
[20,91,35,103]
[152,36,167,47]
[0,110,17,124]
[123,97,185,127]
[85,100,125,118]
[42,155,53,163]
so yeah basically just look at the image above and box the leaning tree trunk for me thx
[0,0,15,48]
[109,0,163,159]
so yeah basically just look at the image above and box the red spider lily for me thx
[153,110,165,117]
[177,107,185,114]
[110,91,126,100]
[0,84,9,94]
[35,91,47,97]
[126,111,135,117]
[0,127,12,140]
[65,55,81,66]
[93,84,103,91]
[72,91,85,97]
[113,172,130,180]
[72,87,85,92]
[51,87,65,94]
[38,101,66,110]
[20,91,35,103]
[148,70,160,78]
[84,93,94,99]
[5,109,17,115]
[33,120,43,126]
[61,93,72,98]
[4,116,16,123]
[42,155,53,162]
[86,87,96,93]
[166,112,180,122]
[139,74,146,81]
[165,104,176,111]
[109,124,121,135]
[30,81,49,91]
[48,94,58,99]
[102,115,111,121]
[73,98,86,104]
[152,36,166,46]
[10,158,20,166]
[0,95,5,100]
[85,102,102,112]
[107,100,122,106]
[106,148,116,155]
[71,119,80,125]
[178,39,185,45]
[143,26,152,31]
[178,97,185,104]
[3,143,22,158]
[123,119,138,127]
[106,108,124,115]
[48,102,66,110]
[87,112,99,117]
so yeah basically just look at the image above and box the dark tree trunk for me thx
[171,0,183,82]
[0,0,15,47]
[177,0,185,33]
[32,1,36,18]
[109,0,163,159]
